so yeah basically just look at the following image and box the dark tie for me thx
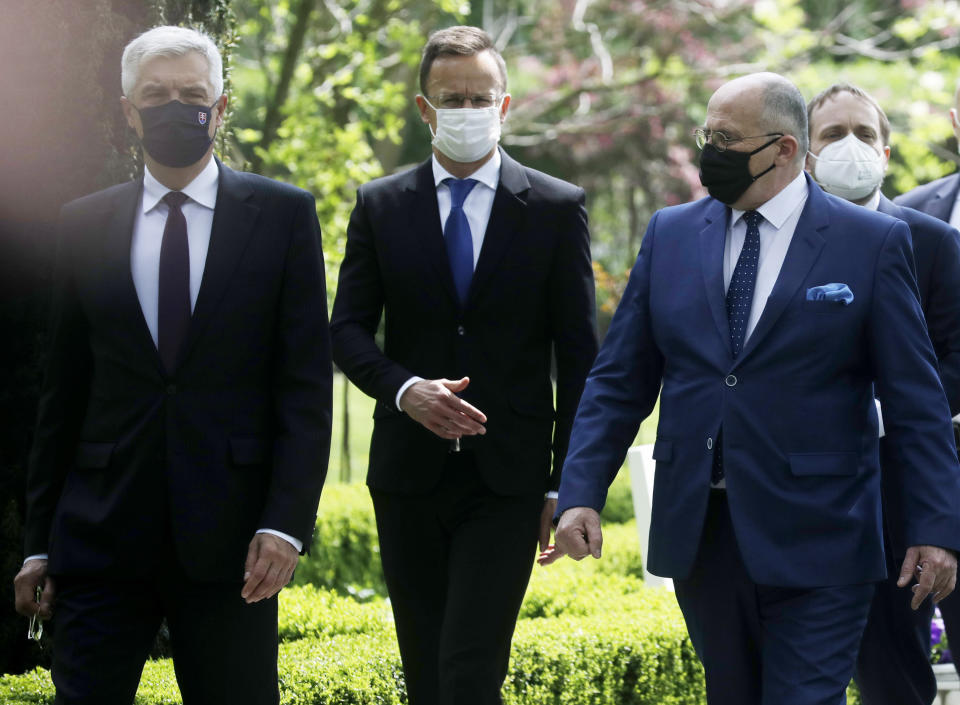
[712,210,763,484]
[158,191,191,374]
[443,178,478,305]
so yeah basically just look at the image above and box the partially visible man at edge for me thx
[547,72,960,705]
[330,25,598,705]
[12,25,332,705]
[807,82,960,705]
[895,76,960,686]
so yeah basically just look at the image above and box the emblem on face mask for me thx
[198,111,208,126]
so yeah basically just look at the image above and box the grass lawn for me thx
[329,372,661,485]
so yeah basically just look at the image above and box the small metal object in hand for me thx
[27,586,43,643]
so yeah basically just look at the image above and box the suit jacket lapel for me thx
[101,178,164,370]
[405,159,459,304]
[178,161,259,366]
[699,200,731,351]
[468,149,529,305]
[928,174,960,223]
[736,175,826,364]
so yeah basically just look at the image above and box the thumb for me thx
[443,377,470,392]
[899,546,920,587]
[244,536,261,581]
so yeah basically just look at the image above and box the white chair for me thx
[626,444,673,591]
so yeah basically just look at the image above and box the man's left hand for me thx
[898,544,957,609]
[536,498,558,566]
[241,533,298,603]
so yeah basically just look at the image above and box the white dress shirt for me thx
[394,151,502,410]
[724,171,809,344]
[25,159,300,565]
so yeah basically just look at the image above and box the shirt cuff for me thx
[875,398,885,438]
[256,529,303,554]
[396,376,424,412]
[23,554,48,566]
[545,491,559,500]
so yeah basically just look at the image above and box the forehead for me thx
[134,52,213,94]
[705,84,764,136]
[426,51,503,94]
[809,92,881,133]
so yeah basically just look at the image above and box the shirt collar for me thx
[431,149,501,192]
[864,189,881,211]
[142,157,220,214]
[731,171,808,230]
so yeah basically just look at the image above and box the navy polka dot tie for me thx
[712,210,762,484]
[726,210,762,359]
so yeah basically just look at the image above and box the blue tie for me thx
[712,210,763,484]
[443,178,478,305]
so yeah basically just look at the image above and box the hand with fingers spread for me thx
[898,544,958,610]
[551,506,603,563]
[13,559,56,620]
[535,498,558,566]
[399,377,487,440]
[241,533,299,603]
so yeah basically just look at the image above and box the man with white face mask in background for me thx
[329,25,598,705]
[807,82,960,705]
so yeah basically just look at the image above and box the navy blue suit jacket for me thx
[894,172,960,225]
[557,174,960,587]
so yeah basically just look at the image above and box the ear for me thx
[951,108,960,140]
[415,95,432,126]
[804,150,815,174]
[120,96,140,134]
[214,94,228,127]
[499,94,511,123]
[881,144,891,172]
[775,134,799,165]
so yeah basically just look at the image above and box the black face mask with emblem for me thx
[135,100,217,168]
[698,135,781,205]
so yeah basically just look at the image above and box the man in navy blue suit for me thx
[548,72,960,705]
[806,82,960,705]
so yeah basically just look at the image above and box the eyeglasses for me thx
[694,128,783,152]
[425,93,502,109]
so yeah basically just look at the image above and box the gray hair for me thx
[759,76,809,165]
[121,26,223,98]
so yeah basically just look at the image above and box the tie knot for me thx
[445,178,478,208]
[743,210,762,229]
[163,191,189,210]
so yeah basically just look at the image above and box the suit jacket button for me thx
[707,437,713,450]
[166,384,177,395]
[457,325,466,336]
[725,374,737,387]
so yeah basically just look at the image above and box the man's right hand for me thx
[13,559,55,620]
[399,377,487,440]
[554,506,603,561]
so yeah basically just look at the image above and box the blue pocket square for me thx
[806,283,854,305]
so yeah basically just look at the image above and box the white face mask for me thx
[423,97,504,163]
[809,133,886,201]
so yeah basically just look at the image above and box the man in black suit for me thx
[11,25,332,705]
[807,82,960,705]
[895,77,960,685]
[330,25,597,705]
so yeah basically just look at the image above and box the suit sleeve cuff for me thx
[23,554,48,566]
[396,376,424,412]
[256,529,303,554]
[545,491,559,500]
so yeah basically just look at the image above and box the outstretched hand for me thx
[399,377,487,440]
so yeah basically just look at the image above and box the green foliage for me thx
[600,470,635,524]
[293,483,385,597]
[277,585,392,642]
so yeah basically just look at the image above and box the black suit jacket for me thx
[330,149,598,496]
[894,172,960,225]
[25,161,333,582]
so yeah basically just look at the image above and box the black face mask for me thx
[698,135,782,205]
[135,99,217,168]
